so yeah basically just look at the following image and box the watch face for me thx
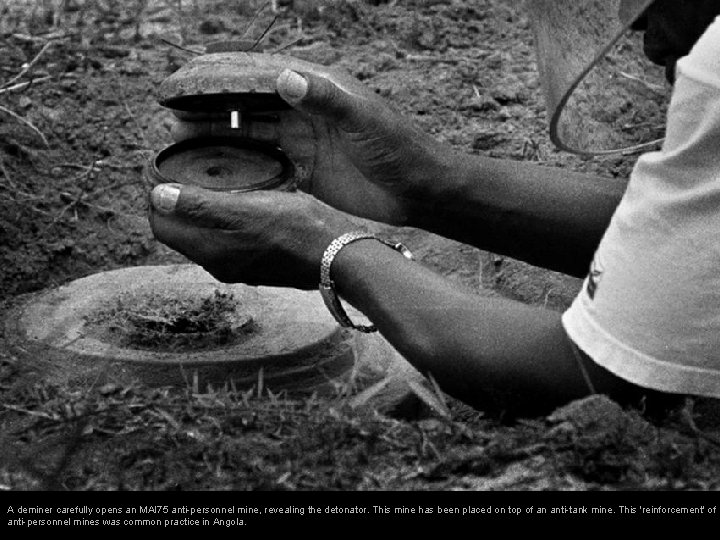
[147,137,294,193]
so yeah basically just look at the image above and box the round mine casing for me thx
[3,265,374,393]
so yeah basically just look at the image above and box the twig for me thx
[406,54,460,64]
[0,76,52,96]
[3,40,54,89]
[250,16,278,51]
[0,104,49,147]
[0,160,18,191]
[42,196,77,233]
[679,398,720,449]
[241,1,271,40]
[618,71,666,95]
[0,188,42,201]
[427,373,449,412]
[1,403,57,421]
[41,162,97,233]
[0,193,52,216]
[157,36,202,55]
[100,163,144,170]
[269,35,305,55]
[419,428,442,460]
[51,162,141,172]
[11,32,72,44]
[406,377,451,419]
[50,162,89,169]
[67,161,97,183]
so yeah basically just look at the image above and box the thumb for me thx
[150,183,244,229]
[276,69,368,131]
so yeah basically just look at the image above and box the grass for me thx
[2,368,719,490]
[0,379,494,490]
[89,289,252,351]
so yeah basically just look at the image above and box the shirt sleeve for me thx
[561,16,720,398]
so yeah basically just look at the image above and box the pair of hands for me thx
[149,65,448,289]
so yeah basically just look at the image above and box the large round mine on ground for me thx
[3,265,373,393]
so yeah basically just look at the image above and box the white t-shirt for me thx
[562,17,720,398]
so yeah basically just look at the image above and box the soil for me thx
[1,0,718,492]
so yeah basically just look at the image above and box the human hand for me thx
[171,60,451,225]
[148,183,357,289]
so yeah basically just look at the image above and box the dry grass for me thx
[2,361,719,491]
[89,289,249,351]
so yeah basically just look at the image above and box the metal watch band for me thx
[319,232,414,333]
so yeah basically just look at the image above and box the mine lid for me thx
[158,51,322,112]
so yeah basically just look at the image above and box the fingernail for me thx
[151,184,181,214]
[277,69,308,102]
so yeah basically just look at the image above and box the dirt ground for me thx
[1,0,719,491]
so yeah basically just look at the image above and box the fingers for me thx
[148,185,223,268]
[149,183,261,280]
[151,183,183,214]
[149,184,272,284]
[148,183,326,289]
[148,208,206,262]
[150,183,252,230]
[276,69,368,132]
[170,69,371,143]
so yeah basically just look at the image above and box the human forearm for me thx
[332,239,593,414]
[410,150,627,277]
[148,180,637,416]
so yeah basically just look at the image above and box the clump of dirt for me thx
[545,395,656,484]
[542,396,720,488]
[89,289,253,351]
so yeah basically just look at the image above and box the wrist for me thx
[319,233,413,332]
[405,144,476,227]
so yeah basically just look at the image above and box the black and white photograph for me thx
[0,0,719,523]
